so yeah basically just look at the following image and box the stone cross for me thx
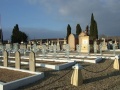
[51,41,53,46]
[3,50,8,67]
[53,44,57,58]
[65,44,70,59]
[76,44,80,55]
[99,44,102,55]
[42,45,46,58]
[94,41,97,55]
[29,51,36,72]
[113,44,116,55]
[15,51,21,69]
[57,39,60,46]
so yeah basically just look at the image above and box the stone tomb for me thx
[79,32,89,53]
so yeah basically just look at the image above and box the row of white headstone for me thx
[3,50,36,72]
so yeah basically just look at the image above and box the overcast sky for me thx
[0,0,120,40]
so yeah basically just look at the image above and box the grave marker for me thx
[29,51,36,72]
[53,44,57,59]
[113,44,116,55]
[3,50,8,67]
[42,45,46,58]
[99,44,102,55]
[15,51,21,69]
[79,32,89,53]
[65,44,70,59]
[76,44,80,55]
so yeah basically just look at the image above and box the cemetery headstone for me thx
[3,50,8,67]
[29,51,36,72]
[79,32,89,53]
[15,51,21,69]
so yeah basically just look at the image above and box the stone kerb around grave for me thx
[15,51,21,69]
[29,51,36,72]
[3,50,8,67]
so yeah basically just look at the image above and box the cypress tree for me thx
[94,20,98,39]
[76,24,82,35]
[66,24,71,42]
[90,13,95,40]
[90,13,98,40]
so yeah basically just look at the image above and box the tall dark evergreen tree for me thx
[85,25,89,35]
[90,13,95,40]
[90,13,98,40]
[94,20,98,39]
[66,24,71,42]
[11,24,28,43]
[76,24,82,35]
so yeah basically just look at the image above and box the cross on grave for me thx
[32,44,39,55]
[57,45,60,52]
[41,45,46,58]
[53,44,57,59]
[113,44,116,55]
[94,41,97,55]
[49,45,53,52]
[0,45,4,56]
[76,44,80,55]
[65,44,70,60]
[13,43,19,53]
[99,44,102,55]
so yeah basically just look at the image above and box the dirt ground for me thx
[0,68,33,83]
[13,59,120,90]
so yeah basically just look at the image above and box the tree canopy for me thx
[76,24,82,35]
[11,24,28,43]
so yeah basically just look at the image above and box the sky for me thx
[0,0,120,40]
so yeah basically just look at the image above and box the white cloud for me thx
[26,0,120,36]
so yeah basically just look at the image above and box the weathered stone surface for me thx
[15,51,21,69]
[29,51,36,72]
[3,50,8,67]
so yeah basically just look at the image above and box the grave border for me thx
[0,66,44,90]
